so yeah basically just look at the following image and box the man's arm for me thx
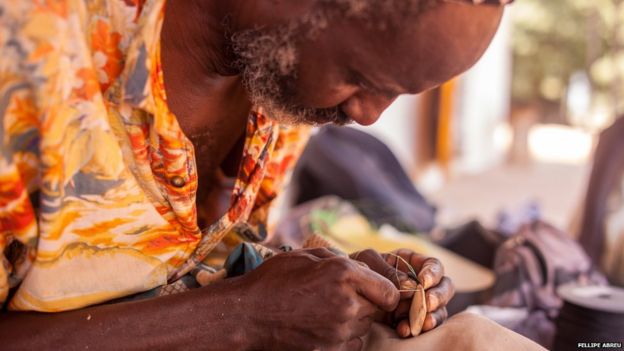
[0,277,256,350]
[1,249,400,351]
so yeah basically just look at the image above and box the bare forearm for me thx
[0,277,258,350]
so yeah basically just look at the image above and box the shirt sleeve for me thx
[248,125,312,229]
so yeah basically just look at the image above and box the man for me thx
[0,0,534,350]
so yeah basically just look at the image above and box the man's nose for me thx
[340,92,397,126]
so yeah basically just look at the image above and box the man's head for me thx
[230,0,506,126]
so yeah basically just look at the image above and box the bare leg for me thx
[364,312,546,351]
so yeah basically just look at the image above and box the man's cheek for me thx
[292,69,355,108]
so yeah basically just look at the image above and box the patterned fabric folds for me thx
[0,0,309,312]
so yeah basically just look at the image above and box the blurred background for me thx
[356,0,624,232]
[280,3,624,347]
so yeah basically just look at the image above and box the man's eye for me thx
[357,79,375,91]
[348,69,374,91]
[358,79,396,99]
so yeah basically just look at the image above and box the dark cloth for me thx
[492,221,605,311]
[432,220,505,268]
[489,221,606,349]
[578,117,624,265]
[291,126,437,233]
[224,243,265,277]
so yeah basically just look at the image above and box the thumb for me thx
[352,249,413,299]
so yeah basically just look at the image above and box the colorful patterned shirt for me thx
[0,0,310,312]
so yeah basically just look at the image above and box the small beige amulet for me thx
[409,284,427,336]
[400,280,427,337]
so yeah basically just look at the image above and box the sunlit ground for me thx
[528,124,594,165]
[421,123,594,231]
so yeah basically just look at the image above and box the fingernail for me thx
[398,323,411,338]
[430,314,438,329]
[401,280,418,291]
[419,273,431,288]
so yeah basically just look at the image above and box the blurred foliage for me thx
[511,0,624,116]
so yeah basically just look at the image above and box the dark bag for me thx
[488,221,607,348]
[291,125,437,233]
[491,221,606,312]
[432,220,504,268]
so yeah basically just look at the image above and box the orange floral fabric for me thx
[0,0,310,312]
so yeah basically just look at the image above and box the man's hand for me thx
[241,248,400,351]
[0,248,397,351]
[350,249,455,338]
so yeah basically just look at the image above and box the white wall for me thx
[351,10,513,175]
[352,95,421,173]
[456,11,513,173]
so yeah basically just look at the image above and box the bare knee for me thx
[451,311,498,328]
[445,312,546,351]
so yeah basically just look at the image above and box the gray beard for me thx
[230,25,353,126]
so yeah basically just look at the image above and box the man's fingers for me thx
[422,307,448,332]
[343,337,364,351]
[417,257,444,290]
[302,247,338,259]
[386,249,427,271]
[425,277,455,312]
[349,262,400,312]
[385,249,444,289]
[352,295,378,320]
[352,249,409,289]
[353,249,415,300]
[392,299,412,321]
[395,319,411,338]
[354,260,369,269]
[396,305,448,337]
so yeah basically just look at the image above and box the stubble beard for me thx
[230,25,353,126]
